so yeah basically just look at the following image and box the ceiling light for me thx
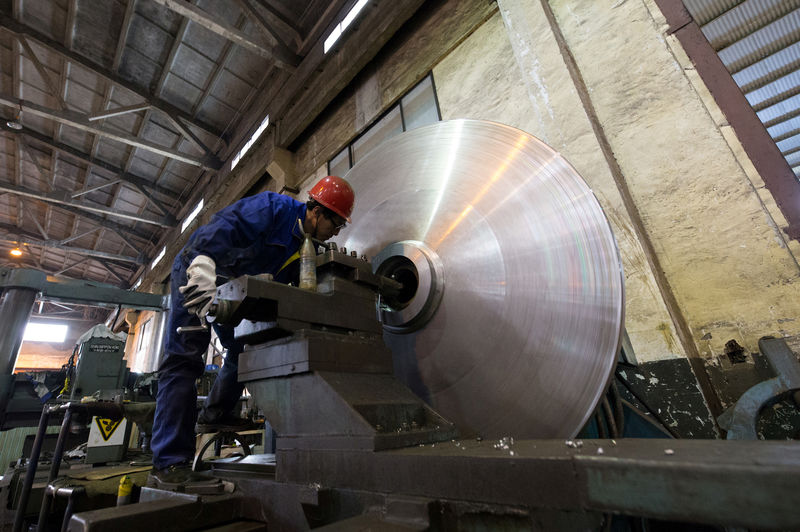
[10,247,22,257]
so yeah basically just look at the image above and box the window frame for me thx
[328,73,442,175]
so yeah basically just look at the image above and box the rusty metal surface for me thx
[67,494,256,532]
[61,436,800,530]
[276,438,800,530]
[338,119,624,439]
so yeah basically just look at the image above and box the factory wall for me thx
[281,0,800,433]
[543,0,800,358]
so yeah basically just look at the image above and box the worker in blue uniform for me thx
[150,176,355,484]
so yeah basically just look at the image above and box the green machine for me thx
[68,326,128,401]
[67,325,132,464]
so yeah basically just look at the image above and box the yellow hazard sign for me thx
[94,418,122,441]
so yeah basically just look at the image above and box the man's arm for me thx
[186,193,280,264]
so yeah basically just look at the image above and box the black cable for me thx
[595,410,608,438]
[610,379,625,436]
[602,396,618,439]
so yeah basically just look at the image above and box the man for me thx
[151,175,354,484]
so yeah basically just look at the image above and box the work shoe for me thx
[195,414,263,434]
[151,462,209,484]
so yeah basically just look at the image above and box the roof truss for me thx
[0,13,227,143]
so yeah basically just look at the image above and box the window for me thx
[352,107,403,164]
[401,76,440,132]
[181,199,204,233]
[328,74,441,174]
[324,0,369,53]
[231,115,270,170]
[329,147,351,178]
[23,323,68,343]
[151,246,166,269]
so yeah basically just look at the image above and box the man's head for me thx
[304,175,354,241]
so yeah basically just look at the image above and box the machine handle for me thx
[176,323,209,334]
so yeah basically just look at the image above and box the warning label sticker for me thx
[94,418,122,441]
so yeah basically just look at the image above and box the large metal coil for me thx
[338,119,624,439]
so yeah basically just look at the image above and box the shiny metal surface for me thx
[373,240,444,333]
[339,119,624,439]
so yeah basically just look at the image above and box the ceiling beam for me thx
[61,227,99,245]
[0,13,227,142]
[22,203,49,240]
[14,196,155,244]
[17,36,68,110]
[253,0,302,49]
[0,94,221,169]
[92,258,127,284]
[128,181,171,216]
[52,0,77,253]
[17,133,52,190]
[72,179,121,198]
[56,256,90,275]
[298,0,349,54]
[0,181,177,227]
[233,0,297,52]
[1,124,179,209]
[11,33,22,229]
[149,0,299,71]
[88,103,150,121]
[113,0,136,70]
[150,19,214,160]
[192,17,242,117]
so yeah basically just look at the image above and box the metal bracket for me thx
[718,336,800,439]
[0,267,165,310]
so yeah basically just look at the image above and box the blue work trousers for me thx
[151,274,244,469]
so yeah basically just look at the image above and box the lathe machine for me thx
[15,120,800,530]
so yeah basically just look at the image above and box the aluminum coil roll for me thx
[339,119,624,438]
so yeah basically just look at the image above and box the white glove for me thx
[179,255,217,317]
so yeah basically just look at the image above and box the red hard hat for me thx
[308,175,355,222]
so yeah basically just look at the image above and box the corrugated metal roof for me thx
[744,69,800,109]
[716,10,800,73]
[767,114,800,140]
[776,133,800,153]
[755,89,800,125]
[683,0,740,26]
[683,0,800,183]
[699,0,798,50]
[733,41,800,92]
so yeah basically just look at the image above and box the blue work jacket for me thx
[177,191,307,279]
